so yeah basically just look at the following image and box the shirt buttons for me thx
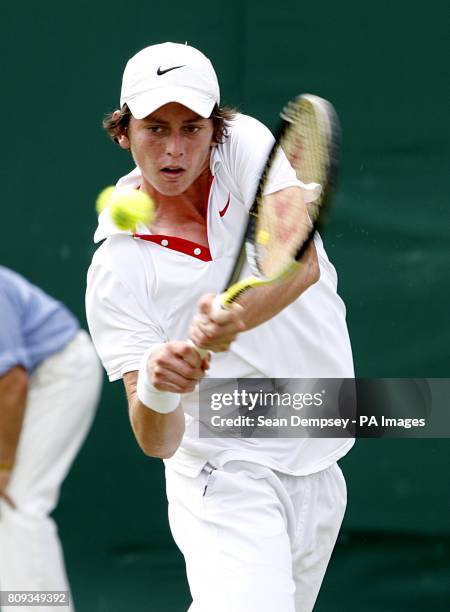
[193,247,202,256]
[161,239,169,247]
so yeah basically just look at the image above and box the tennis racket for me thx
[193,93,341,355]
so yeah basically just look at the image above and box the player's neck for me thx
[140,168,212,244]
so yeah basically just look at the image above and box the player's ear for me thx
[111,110,131,149]
[117,131,130,149]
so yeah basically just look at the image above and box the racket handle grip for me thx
[187,293,229,358]
[187,339,209,359]
[211,292,229,314]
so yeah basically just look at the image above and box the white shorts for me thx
[165,460,347,612]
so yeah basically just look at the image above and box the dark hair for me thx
[102,103,237,144]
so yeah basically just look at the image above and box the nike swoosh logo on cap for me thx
[219,195,231,218]
[156,65,185,75]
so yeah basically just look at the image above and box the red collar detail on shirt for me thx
[133,234,212,262]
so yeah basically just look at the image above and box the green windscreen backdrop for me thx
[0,1,448,610]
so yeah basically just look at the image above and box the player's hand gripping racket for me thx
[192,93,341,356]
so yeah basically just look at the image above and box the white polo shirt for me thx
[86,113,354,477]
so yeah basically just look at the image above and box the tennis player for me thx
[86,42,354,612]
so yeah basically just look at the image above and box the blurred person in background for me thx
[0,265,102,611]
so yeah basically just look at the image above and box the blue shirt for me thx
[0,266,79,375]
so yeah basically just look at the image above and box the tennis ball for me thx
[257,229,270,245]
[95,186,115,214]
[110,189,155,231]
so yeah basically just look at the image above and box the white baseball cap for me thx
[120,42,220,119]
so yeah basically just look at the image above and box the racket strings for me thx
[241,94,338,286]
[253,185,310,278]
[251,97,331,279]
[282,97,330,219]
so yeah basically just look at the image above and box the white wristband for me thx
[136,345,181,414]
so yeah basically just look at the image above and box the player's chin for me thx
[156,172,189,195]
[155,184,187,197]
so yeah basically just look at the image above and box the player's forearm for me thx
[237,241,320,330]
[0,367,28,466]
[129,399,185,459]
[124,371,185,459]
